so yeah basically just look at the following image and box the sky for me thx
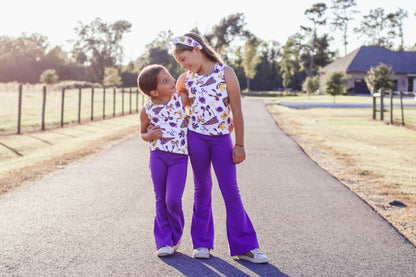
[1,0,415,64]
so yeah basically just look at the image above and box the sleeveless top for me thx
[185,63,232,136]
[143,92,188,155]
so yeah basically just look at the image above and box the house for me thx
[319,46,416,94]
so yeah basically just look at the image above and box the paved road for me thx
[1,98,415,276]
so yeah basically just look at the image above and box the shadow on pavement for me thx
[160,252,289,276]
[234,259,290,277]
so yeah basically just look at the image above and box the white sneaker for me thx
[157,245,174,257]
[238,248,269,264]
[193,247,210,259]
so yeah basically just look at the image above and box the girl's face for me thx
[174,49,201,73]
[155,69,176,97]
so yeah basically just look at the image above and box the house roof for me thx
[320,46,416,74]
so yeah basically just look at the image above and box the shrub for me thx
[40,69,59,85]
[365,63,394,93]
[302,75,320,95]
[325,71,348,103]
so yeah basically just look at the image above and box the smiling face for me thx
[154,68,176,98]
[174,48,202,73]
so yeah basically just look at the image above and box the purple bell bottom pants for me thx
[149,150,188,249]
[187,130,259,256]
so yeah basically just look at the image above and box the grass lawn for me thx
[0,113,141,195]
[265,94,416,245]
[0,88,144,133]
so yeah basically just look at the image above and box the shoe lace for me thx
[251,248,262,256]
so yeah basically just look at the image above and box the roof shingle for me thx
[320,46,416,74]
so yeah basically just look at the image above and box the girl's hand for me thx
[147,126,163,140]
[147,124,156,132]
[228,118,234,133]
[232,145,246,164]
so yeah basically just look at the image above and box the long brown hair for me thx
[174,32,223,64]
[137,64,165,96]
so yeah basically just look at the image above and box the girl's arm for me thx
[176,73,189,108]
[224,66,245,164]
[140,107,162,142]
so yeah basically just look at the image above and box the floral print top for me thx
[185,63,232,136]
[143,92,188,155]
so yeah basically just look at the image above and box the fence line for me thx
[372,89,406,125]
[7,85,144,135]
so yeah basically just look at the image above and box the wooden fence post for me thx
[78,88,82,123]
[129,88,132,114]
[122,88,125,116]
[103,88,106,119]
[390,90,393,124]
[380,89,384,121]
[17,84,22,134]
[42,86,47,131]
[136,89,139,112]
[113,88,116,116]
[91,87,94,121]
[61,88,65,127]
[372,88,376,120]
[400,91,405,126]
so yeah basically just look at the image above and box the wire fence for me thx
[0,85,146,135]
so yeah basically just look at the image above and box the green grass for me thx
[267,96,416,195]
[0,88,146,133]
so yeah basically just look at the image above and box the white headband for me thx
[173,36,203,49]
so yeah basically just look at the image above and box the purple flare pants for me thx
[188,130,259,256]
[149,150,188,249]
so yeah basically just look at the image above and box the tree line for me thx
[0,0,414,92]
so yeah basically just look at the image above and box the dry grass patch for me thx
[0,115,140,195]
[266,99,416,245]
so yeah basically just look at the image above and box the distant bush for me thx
[40,69,59,85]
[365,63,394,92]
[325,72,348,103]
[302,75,320,95]
[54,81,103,90]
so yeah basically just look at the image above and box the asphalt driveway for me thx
[0,98,415,276]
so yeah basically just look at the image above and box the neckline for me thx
[150,93,175,106]
[194,62,218,77]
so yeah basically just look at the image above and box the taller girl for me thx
[173,33,268,264]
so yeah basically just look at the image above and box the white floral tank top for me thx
[185,63,232,136]
[144,92,188,155]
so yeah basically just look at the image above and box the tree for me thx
[72,18,132,83]
[303,2,328,77]
[354,7,392,48]
[280,35,304,90]
[205,13,252,63]
[242,37,260,91]
[300,34,336,77]
[325,71,347,102]
[250,40,282,91]
[40,69,59,85]
[386,8,408,50]
[135,30,183,79]
[0,33,49,83]
[302,75,320,95]
[330,0,359,56]
[103,67,122,87]
[365,63,394,92]
[280,38,296,89]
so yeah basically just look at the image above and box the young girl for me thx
[173,33,269,263]
[138,64,189,257]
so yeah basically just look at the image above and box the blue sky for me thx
[1,0,415,63]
